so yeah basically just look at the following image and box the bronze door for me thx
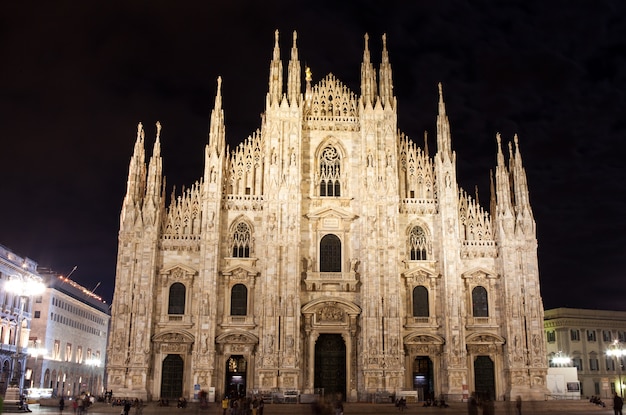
[314,334,346,400]
[161,354,184,399]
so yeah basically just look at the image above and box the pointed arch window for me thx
[408,226,428,260]
[320,234,341,272]
[231,222,251,258]
[412,285,429,317]
[230,284,248,316]
[318,145,341,197]
[472,286,489,317]
[168,282,186,315]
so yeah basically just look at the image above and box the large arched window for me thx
[412,286,429,317]
[319,145,341,197]
[230,284,248,316]
[408,226,428,260]
[231,222,251,258]
[472,286,489,317]
[168,282,186,315]
[320,234,341,272]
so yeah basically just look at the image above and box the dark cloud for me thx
[1,0,625,309]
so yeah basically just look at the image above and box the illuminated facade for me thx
[0,244,41,394]
[107,31,548,402]
[544,308,626,399]
[29,270,110,397]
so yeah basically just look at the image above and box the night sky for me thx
[1,1,624,310]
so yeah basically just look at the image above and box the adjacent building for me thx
[107,31,548,402]
[28,269,110,398]
[0,244,43,394]
[544,307,626,399]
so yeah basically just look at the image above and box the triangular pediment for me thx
[216,330,259,344]
[461,267,498,279]
[305,73,359,121]
[220,264,259,277]
[402,265,439,279]
[160,263,197,277]
[306,206,358,221]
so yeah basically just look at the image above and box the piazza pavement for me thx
[16,399,618,415]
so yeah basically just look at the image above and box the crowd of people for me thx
[220,395,264,415]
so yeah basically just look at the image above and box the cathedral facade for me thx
[106,31,548,402]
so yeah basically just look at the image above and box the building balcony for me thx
[219,315,257,329]
[303,272,360,292]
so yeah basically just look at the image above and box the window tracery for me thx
[408,226,428,260]
[231,222,251,257]
[318,145,341,197]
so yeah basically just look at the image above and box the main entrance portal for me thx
[225,355,247,398]
[161,354,183,399]
[474,355,495,400]
[413,356,434,400]
[314,334,346,400]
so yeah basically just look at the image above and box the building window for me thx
[231,222,251,258]
[603,330,612,342]
[572,357,583,371]
[230,284,248,316]
[619,331,626,342]
[34,311,41,318]
[589,358,599,371]
[607,357,616,371]
[587,330,597,342]
[471,286,489,317]
[320,234,341,272]
[547,331,556,343]
[168,282,186,315]
[412,286,429,317]
[318,145,341,197]
[571,329,580,341]
[408,226,428,260]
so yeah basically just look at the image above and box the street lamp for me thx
[4,274,46,393]
[607,340,626,397]
[552,351,572,367]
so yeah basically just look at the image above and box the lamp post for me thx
[5,274,46,394]
[607,340,626,397]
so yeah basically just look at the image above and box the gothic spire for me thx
[208,77,226,157]
[145,121,163,202]
[511,134,535,229]
[436,83,453,161]
[121,123,146,225]
[494,133,513,219]
[360,33,377,108]
[287,30,301,106]
[126,122,146,204]
[378,33,394,109]
[267,29,283,107]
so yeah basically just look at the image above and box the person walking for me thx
[59,397,65,415]
[614,392,624,415]
[515,395,522,415]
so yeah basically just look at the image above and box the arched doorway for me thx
[314,334,346,400]
[474,355,495,400]
[161,354,184,399]
[225,355,247,398]
[413,356,434,400]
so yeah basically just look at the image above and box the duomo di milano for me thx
[107,30,548,402]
